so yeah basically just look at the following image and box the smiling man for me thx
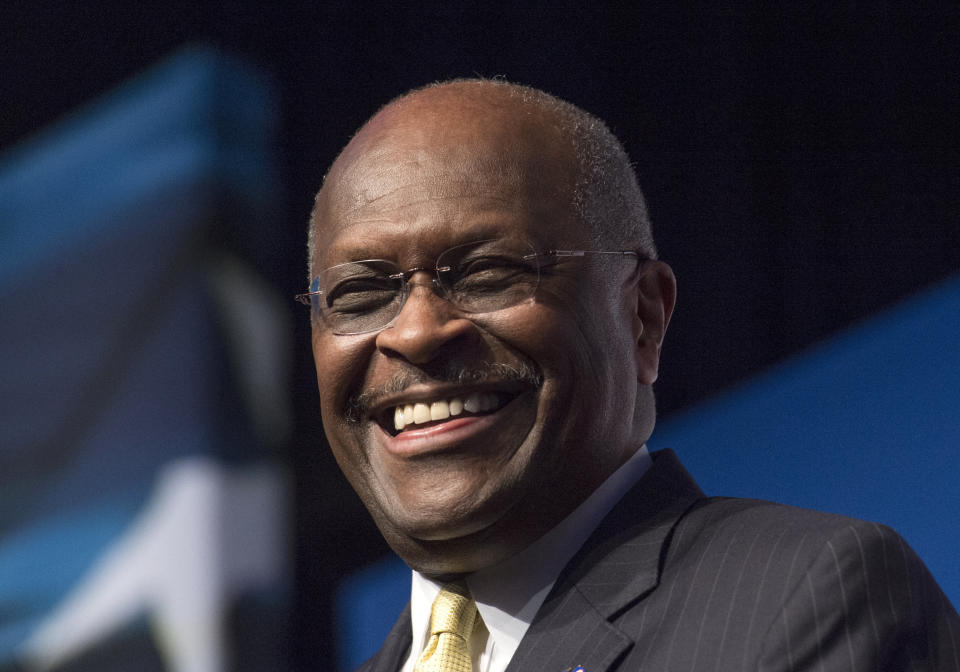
[303,80,959,671]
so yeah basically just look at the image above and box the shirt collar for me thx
[408,445,652,666]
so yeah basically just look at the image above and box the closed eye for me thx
[449,256,536,291]
[326,277,399,313]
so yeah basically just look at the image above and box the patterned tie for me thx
[414,580,478,672]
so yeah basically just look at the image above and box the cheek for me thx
[484,302,584,407]
[508,290,600,370]
[311,331,372,418]
[511,293,633,417]
[311,334,380,494]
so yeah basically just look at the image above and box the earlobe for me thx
[633,261,676,385]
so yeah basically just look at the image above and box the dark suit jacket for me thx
[357,450,960,671]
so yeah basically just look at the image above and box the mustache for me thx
[345,361,543,424]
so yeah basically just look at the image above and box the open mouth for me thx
[379,391,516,436]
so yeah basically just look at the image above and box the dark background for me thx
[3,2,957,666]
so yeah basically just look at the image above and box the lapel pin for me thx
[562,667,585,672]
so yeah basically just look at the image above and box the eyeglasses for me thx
[295,238,643,335]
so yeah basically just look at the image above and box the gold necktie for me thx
[414,580,477,672]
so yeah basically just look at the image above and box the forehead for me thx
[311,94,581,267]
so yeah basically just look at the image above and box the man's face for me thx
[310,94,661,575]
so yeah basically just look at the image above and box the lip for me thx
[373,390,531,458]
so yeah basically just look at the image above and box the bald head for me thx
[308,79,656,275]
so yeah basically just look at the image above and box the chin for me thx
[384,519,521,578]
[386,490,512,542]
[372,487,527,571]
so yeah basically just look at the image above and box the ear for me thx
[632,260,676,385]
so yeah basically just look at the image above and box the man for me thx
[302,79,960,671]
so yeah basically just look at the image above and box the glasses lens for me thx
[436,239,540,314]
[318,260,404,335]
[306,240,541,335]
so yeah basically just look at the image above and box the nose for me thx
[374,275,476,364]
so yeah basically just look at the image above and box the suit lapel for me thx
[504,582,631,672]
[354,603,412,672]
[506,450,704,672]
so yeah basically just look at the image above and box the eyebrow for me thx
[323,238,392,263]
[321,222,536,266]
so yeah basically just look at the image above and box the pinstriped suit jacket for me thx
[356,450,960,671]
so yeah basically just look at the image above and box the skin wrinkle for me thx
[322,127,539,228]
[346,164,505,215]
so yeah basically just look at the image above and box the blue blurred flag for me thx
[0,46,290,672]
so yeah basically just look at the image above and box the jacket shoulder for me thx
[627,496,960,670]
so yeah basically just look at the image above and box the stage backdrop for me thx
[0,47,291,672]
[336,270,960,670]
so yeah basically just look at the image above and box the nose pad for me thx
[393,274,446,316]
[392,278,455,326]
[404,276,442,296]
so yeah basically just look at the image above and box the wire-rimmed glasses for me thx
[295,238,643,335]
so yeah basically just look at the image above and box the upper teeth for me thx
[393,392,500,431]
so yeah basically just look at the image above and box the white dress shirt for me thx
[401,445,652,672]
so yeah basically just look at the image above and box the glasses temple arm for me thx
[523,250,640,260]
